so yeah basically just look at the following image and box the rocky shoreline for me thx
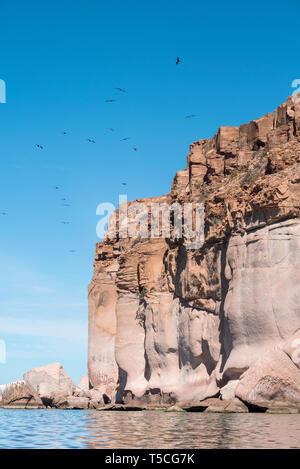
[1,361,300,413]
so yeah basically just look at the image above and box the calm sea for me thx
[0,409,300,449]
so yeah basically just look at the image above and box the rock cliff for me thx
[88,95,300,410]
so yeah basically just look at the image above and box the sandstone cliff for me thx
[88,95,300,410]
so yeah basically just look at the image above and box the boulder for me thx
[88,386,112,405]
[77,374,90,392]
[202,397,248,413]
[89,399,105,409]
[0,380,44,408]
[235,349,300,410]
[179,398,220,412]
[204,399,230,413]
[24,363,75,405]
[73,374,91,397]
[223,397,248,413]
[55,396,89,409]
[282,329,300,369]
[220,380,239,400]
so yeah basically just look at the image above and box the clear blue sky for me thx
[0,0,299,384]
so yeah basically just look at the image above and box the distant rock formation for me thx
[0,380,43,408]
[88,95,300,411]
[24,362,76,407]
[0,364,91,410]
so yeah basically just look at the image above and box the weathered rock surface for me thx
[0,380,44,408]
[220,380,239,400]
[204,397,248,413]
[77,374,90,391]
[236,349,300,410]
[87,95,300,410]
[282,329,300,369]
[24,363,75,406]
[74,374,91,397]
[55,396,89,409]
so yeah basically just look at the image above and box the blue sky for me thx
[0,0,300,384]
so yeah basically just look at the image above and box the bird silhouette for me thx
[1,212,7,215]
[87,138,96,143]
[121,183,127,186]
[55,186,60,190]
[60,198,66,201]
[105,99,116,103]
[133,147,137,151]
[185,114,197,119]
[115,88,126,92]
[36,144,43,149]
[62,131,67,135]
[176,57,180,65]
[69,250,77,253]
[121,137,130,141]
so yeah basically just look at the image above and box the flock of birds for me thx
[35,86,140,152]
[1,58,197,253]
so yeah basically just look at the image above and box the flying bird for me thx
[61,221,70,225]
[60,198,66,201]
[87,138,96,143]
[115,88,126,92]
[132,147,137,151]
[36,144,43,149]
[176,57,180,65]
[121,137,130,141]
[1,212,7,215]
[185,114,197,119]
[69,250,77,253]
[55,186,60,190]
[62,131,67,135]
[121,183,127,186]
[105,99,117,103]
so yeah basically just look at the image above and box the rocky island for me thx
[2,95,300,414]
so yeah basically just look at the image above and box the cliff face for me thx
[88,96,300,408]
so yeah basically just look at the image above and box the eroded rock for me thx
[235,349,300,410]
[0,380,44,409]
[24,363,75,406]
[87,95,300,409]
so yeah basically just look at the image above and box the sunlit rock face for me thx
[23,363,75,406]
[143,294,221,402]
[88,251,119,394]
[223,219,300,380]
[88,95,300,408]
[0,380,44,408]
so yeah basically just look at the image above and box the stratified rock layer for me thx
[88,95,300,409]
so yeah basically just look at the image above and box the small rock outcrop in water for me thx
[87,95,300,411]
[0,365,92,409]
[0,380,44,408]
[24,363,76,406]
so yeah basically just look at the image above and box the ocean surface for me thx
[0,409,300,449]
